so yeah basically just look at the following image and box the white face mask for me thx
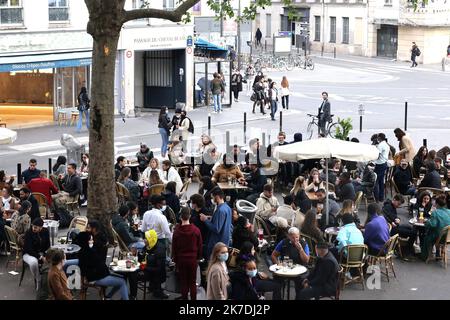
[88,242,94,248]
[189,203,195,210]
[160,205,167,212]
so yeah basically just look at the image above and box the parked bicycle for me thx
[306,113,338,139]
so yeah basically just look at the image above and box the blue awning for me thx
[195,38,228,51]
[0,51,92,72]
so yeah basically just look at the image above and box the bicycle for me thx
[306,113,338,139]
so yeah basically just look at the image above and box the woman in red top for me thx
[172,207,203,300]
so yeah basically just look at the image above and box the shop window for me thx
[163,0,174,10]
[314,16,321,41]
[0,0,23,25]
[329,16,336,43]
[342,17,349,44]
[48,0,69,22]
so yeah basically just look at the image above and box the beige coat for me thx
[206,262,229,300]
[212,165,244,183]
[399,135,416,163]
[256,193,280,220]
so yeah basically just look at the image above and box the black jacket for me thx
[393,166,413,194]
[413,156,425,177]
[62,174,82,197]
[144,240,166,282]
[246,169,267,194]
[418,170,442,190]
[335,182,356,202]
[232,226,259,251]
[319,100,331,121]
[229,270,259,300]
[111,213,140,247]
[292,189,312,214]
[231,73,243,91]
[163,191,181,220]
[25,194,41,222]
[136,148,154,172]
[382,200,397,224]
[21,168,41,184]
[23,228,50,259]
[158,114,172,134]
[307,252,339,295]
[79,244,110,282]
[93,232,109,263]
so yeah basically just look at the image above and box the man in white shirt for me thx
[373,133,390,202]
[140,195,173,242]
[161,160,183,194]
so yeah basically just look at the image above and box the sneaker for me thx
[345,272,352,280]
[81,200,87,207]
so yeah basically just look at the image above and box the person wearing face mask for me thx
[229,257,262,300]
[47,249,73,300]
[172,207,203,300]
[393,159,416,196]
[212,154,246,184]
[200,188,232,259]
[141,195,173,242]
[206,242,230,300]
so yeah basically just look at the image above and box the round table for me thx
[269,264,308,300]
[51,244,81,255]
[325,227,340,243]
[409,218,428,228]
[110,260,140,273]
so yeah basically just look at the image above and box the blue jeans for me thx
[95,275,129,300]
[374,163,388,202]
[76,109,89,132]
[270,100,278,120]
[63,259,79,273]
[159,128,169,157]
[213,94,221,112]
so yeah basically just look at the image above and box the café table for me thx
[269,264,308,300]
[110,259,140,273]
[325,226,340,243]
[125,161,140,181]
[409,217,428,228]
[51,243,81,255]
[218,182,249,190]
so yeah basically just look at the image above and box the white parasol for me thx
[0,127,17,145]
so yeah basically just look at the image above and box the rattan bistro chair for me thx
[31,192,50,219]
[4,226,22,271]
[426,226,450,269]
[339,244,368,290]
[367,234,399,282]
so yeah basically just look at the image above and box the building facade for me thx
[0,0,194,127]
[253,0,450,63]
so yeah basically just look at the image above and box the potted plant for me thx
[334,117,353,141]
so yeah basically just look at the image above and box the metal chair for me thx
[339,244,368,290]
[426,226,450,269]
[4,226,22,271]
[367,234,399,282]
[354,191,363,213]
[178,178,191,202]
[79,276,106,300]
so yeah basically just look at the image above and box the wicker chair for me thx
[426,226,450,269]
[31,192,50,219]
[300,232,318,268]
[116,182,131,205]
[339,244,368,290]
[4,226,22,271]
[79,276,106,300]
[367,234,399,282]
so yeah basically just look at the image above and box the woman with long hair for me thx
[300,210,323,243]
[80,153,89,173]
[305,168,324,192]
[158,106,172,158]
[394,128,416,164]
[206,242,230,300]
[140,158,164,185]
[280,76,290,110]
[52,156,67,176]
[76,86,90,132]
[290,176,311,213]
[336,199,360,227]
[413,146,428,177]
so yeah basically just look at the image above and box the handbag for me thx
[250,93,257,102]
[165,269,181,293]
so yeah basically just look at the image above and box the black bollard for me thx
[17,163,22,185]
[423,139,427,147]
[244,112,247,144]
[360,115,363,133]
[279,111,283,132]
[48,158,52,178]
[334,47,336,59]
[208,114,211,136]
[404,101,408,131]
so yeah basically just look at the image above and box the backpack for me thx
[55,207,74,229]
[187,117,194,134]
[416,48,421,56]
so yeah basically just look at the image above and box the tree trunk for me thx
[85,0,125,240]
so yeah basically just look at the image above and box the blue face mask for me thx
[246,269,258,278]
[218,253,229,262]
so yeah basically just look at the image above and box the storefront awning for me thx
[195,38,228,51]
[0,51,92,72]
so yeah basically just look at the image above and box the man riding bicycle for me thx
[318,92,331,136]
